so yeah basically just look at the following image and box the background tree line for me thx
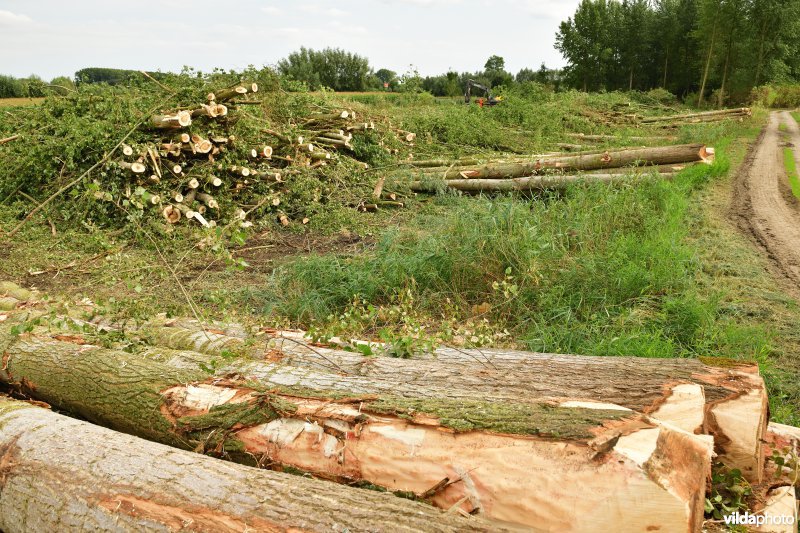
[555,0,800,104]
[0,74,75,98]
[276,48,561,96]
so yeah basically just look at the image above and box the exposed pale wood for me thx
[162,205,181,224]
[0,398,496,533]
[372,175,387,199]
[150,111,192,130]
[196,192,218,209]
[189,103,227,119]
[0,134,20,145]
[121,144,134,156]
[212,86,248,102]
[753,487,798,533]
[0,314,712,531]
[117,161,146,174]
[142,318,768,482]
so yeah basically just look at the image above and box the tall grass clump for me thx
[243,153,770,362]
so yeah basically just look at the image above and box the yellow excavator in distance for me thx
[464,79,503,107]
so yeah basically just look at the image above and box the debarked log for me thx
[0,322,712,532]
[0,397,499,533]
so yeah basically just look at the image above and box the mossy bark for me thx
[399,144,710,180]
[142,319,769,481]
[0,321,712,530]
[0,397,499,533]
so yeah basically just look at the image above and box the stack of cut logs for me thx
[394,143,716,194]
[110,82,388,228]
[1,280,797,532]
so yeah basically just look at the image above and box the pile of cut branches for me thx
[0,78,414,232]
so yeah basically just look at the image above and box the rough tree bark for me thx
[407,144,712,180]
[0,397,499,533]
[406,173,672,193]
[143,319,769,483]
[640,108,751,124]
[0,314,711,532]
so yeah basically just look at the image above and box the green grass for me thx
[1,90,797,425]
[784,147,800,199]
[245,164,761,361]
[228,113,800,425]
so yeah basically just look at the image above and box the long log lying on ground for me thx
[0,316,712,531]
[567,133,678,142]
[0,397,497,533]
[414,144,713,180]
[640,108,751,124]
[406,173,672,193]
[141,318,768,482]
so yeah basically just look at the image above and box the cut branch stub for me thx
[150,111,192,130]
[117,161,146,174]
[213,86,248,102]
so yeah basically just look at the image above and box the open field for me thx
[0,97,44,107]
[0,85,797,425]
[1,81,799,530]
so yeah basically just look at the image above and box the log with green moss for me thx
[0,310,711,532]
[404,144,713,181]
[406,173,671,193]
[140,317,768,483]
[0,396,500,533]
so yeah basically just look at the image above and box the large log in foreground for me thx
[0,397,497,533]
[406,172,672,193]
[416,144,713,180]
[0,317,711,532]
[145,318,768,482]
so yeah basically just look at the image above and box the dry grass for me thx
[0,97,44,107]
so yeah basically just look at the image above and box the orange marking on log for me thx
[52,334,87,344]
[96,494,296,532]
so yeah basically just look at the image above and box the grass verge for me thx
[233,113,799,425]
[784,147,800,199]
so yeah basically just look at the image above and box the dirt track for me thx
[732,111,800,295]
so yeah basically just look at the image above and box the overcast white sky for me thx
[0,0,580,80]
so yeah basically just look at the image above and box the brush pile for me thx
[0,78,416,232]
[105,83,403,228]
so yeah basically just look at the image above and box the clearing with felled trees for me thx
[2,0,800,531]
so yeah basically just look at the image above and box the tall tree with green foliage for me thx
[556,0,800,103]
[277,48,372,91]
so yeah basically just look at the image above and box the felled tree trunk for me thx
[412,144,713,180]
[0,319,711,532]
[150,111,192,130]
[567,133,678,142]
[0,397,496,533]
[406,173,671,193]
[141,319,768,482]
[641,108,751,124]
